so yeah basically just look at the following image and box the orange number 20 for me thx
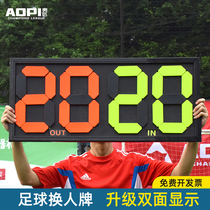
[15,66,99,134]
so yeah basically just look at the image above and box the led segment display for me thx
[9,58,201,142]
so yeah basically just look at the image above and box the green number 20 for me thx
[108,65,193,134]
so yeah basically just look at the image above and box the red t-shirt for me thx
[32,148,176,188]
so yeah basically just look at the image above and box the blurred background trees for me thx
[1,0,210,103]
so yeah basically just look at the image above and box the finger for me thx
[1,115,15,124]
[1,107,16,123]
[194,111,208,119]
[193,102,206,113]
[193,105,208,119]
[3,107,16,120]
[195,98,205,105]
[1,113,16,124]
[5,105,15,114]
[193,106,207,117]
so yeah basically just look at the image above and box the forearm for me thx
[12,142,41,186]
[171,142,198,176]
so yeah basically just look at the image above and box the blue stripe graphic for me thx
[131,164,149,188]
[57,168,76,189]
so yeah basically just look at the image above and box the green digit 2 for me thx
[108,66,148,133]
[152,65,193,133]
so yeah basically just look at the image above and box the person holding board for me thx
[1,98,208,188]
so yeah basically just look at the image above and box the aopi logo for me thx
[6,8,48,20]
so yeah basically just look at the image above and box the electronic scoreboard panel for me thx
[9,58,201,142]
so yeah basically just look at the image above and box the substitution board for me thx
[9,58,201,142]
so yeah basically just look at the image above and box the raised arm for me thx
[1,105,41,186]
[171,98,208,176]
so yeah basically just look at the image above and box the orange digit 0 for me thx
[59,66,99,133]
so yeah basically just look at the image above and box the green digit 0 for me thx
[108,66,148,133]
[152,65,193,133]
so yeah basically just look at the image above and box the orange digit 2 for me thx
[15,66,56,133]
[59,66,99,133]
